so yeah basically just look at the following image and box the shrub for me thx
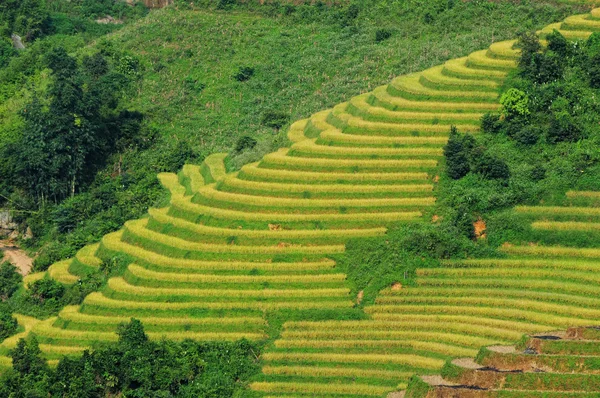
[588,53,600,89]
[443,127,475,180]
[481,113,500,134]
[235,136,257,153]
[375,29,392,43]
[234,66,254,82]
[547,98,582,143]
[183,77,205,93]
[0,261,22,301]
[473,154,510,180]
[217,0,238,10]
[261,111,289,131]
[500,88,530,119]
[546,29,572,59]
[513,125,541,146]
[27,278,65,304]
[0,304,17,341]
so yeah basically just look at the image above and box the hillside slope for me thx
[2,4,600,398]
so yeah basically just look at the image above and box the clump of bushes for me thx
[375,28,392,42]
[234,66,254,82]
[443,126,509,181]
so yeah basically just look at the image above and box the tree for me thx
[0,304,17,340]
[117,318,148,348]
[0,261,21,300]
[500,88,530,119]
[13,48,138,203]
[11,336,47,376]
[443,127,475,180]
[0,0,50,41]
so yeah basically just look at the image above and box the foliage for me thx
[0,261,21,301]
[0,0,51,41]
[0,303,17,341]
[235,135,257,153]
[8,47,140,202]
[339,221,494,305]
[261,110,289,131]
[375,28,392,43]
[0,320,261,397]
[234,65,255,82]
[444,29,600,249]
[500,88,530,118]
[443,126,475,180]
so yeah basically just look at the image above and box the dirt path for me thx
[0,241,33,276]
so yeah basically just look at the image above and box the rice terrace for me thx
[1,0,600,396]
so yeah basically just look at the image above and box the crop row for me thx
[149,207,387,239]
[348,93,483,124]
[441,258,600,272]
[125,264,346,284]
[366,304,592,327]
[260,149,439,169]
[101,232,336,272]
[221,175,433,195]
[171,194,423,223]
[125,219,346,254]
[195,183,436,208]
[58,305,265,326]
[500,244,600,258]
[379,287,600,308]
[240,161,431,182]
[107,277,350,298]
[82,292,354,310]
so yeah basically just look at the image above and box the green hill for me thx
[2,1,600,397]
[0,4,599,397]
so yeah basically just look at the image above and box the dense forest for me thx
[0,1,598,397]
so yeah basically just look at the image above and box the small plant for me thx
[235,136,257,153]
[375,29,392,43]
[234,66,255,82]
[261,111,289,131]
[217,0,237,10]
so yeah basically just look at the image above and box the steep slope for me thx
[1,7,599,398]
[249,10,600,398]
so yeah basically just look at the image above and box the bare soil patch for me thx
[0,240,33,275]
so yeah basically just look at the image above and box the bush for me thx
[0,304,17,341]
[513,125,541,146]
[480,113,500,134]
[235,136,257,153]
[375,28,392,42]
[473,154,510,180]
[500,88,530,119]
[233,66,254,82]
[261,111,289,131]
[443,127,475,180]
[0,262,22,301]
[217,0,238,10]
[588,53,600,88]
[27,278,65,305]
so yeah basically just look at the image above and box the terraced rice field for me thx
[3,6,600,398]
[404,326,600,397]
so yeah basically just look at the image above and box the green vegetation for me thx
[0,1,600,398]
[0,319,259,397]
